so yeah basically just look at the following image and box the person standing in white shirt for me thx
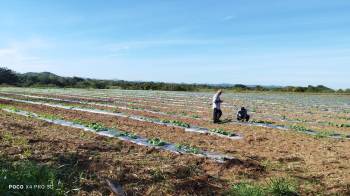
[212,89,223,123]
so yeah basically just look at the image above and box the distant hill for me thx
[0,67,349,93]
[23,72,59,77]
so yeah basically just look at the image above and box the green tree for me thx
[0,67,18,84]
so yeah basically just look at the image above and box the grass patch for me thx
[0,158,65,195]
[226,183,265,196]
[2,132,32,159]
[225,178,298,196]
[149,168,166,182]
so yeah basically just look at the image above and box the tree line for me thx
[1,67,349,93]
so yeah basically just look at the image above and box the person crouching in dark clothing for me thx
[237,107,250,122]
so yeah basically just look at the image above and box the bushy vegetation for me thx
[1,67,349,93]
[0,67,18,84]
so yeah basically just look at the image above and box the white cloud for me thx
[0,38,53,72]
[223,15,236,21]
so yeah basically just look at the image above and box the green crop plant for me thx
[87,123,108,132]
[290,125,310,132]
[251,120,274,124]
[148,138,166,146]
[0,104,21,112]
[294,118,307,122]
[160,119,190,128]
[314,131,341,139]
[210,128,237,137]
[339,116,350,120]
[39,114,60,121]
[175,143,200,154]
[191,114,201,118]
[160,119,171,123]
[323,122,350,128]
[72,119,88,125]
[180,112,188,116]
[171,120,190,128]
[0,104,8,109]
[339,123,350,128]
[118,131,138,139]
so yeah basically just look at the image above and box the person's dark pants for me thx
[213,108,222,123]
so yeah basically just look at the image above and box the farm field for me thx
[1,87,350,195]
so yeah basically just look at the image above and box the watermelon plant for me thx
[160,119,190,128]
[210,128,237,137]
[119,131,138,139]
[148,138,166,146]
[175,144,200,154]
[290,125,309,132]
[87,123,108,132]
[251,119,274,124]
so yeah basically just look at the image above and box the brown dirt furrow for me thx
[0,105,267,195]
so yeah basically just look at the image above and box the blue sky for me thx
[0,0,349,88]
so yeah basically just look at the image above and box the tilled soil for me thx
[3,92,349,135]
[0,110,267,195]
[2,98,350,194]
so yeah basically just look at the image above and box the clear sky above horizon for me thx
[0,0,349,89]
